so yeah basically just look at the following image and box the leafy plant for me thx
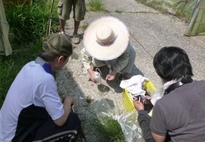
[87,0,105,12]
[92,118,125,142]
[5,0,58,44]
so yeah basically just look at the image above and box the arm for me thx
[138,110,155,142]
[133,99,155,142]
[151,132,166,142]
[150,102,168,142]
[111,44,130,73]
[106,44,131,80]
[40,77,73,126]
[54,96,73,126]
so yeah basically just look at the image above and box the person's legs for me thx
[59,19,66,34]
[73,20,80,35]
[58,0,72,34]
[33,111,81,142]
[72,0,86,44]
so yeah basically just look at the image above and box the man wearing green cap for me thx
[0,33,81,142]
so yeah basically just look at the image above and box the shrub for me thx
[87,0,105,12]
[5,4,48,44]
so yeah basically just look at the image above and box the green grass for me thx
[87,0,105,12]
[92,118,125,142]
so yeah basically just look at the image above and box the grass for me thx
[92,117,125,142]
[87,0,105,12]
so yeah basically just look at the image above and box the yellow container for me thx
[122,80,156,112]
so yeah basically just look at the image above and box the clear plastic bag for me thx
[90,99,144,142]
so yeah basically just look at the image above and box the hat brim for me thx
[83,16,129,61]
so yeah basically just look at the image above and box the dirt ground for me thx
[56,0,205,141]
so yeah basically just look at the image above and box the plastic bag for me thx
[90,99,144,142]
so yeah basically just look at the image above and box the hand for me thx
[87,68,97,83]
[133,98,144,111]
[106,71,117,81]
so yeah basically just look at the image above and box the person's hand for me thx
[106,71,117,81]
[133,98,144,111]
[87,68,97,83]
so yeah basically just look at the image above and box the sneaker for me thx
[72,34,81,44]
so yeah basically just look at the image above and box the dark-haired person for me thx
[134,46,205,142]
[0,33,81,142]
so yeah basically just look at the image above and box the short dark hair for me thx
[153,46,193,82]
[40,33,73,61]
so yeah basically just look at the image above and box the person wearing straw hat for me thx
[81,16,136,83]
[0,33,81,141]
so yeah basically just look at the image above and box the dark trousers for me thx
[12,105,81,142]
[33,111,81,142]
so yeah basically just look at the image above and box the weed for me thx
[92,117,125,142]
[5,0,58,44]
[87,0,105,12]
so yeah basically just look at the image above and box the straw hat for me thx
[83,16,129,61]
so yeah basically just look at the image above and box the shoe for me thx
[72,34,81,44]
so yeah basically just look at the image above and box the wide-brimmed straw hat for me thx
[83,16,129,60]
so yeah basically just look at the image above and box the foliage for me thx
[87,0,105,12]
[0,41,42,107]
[92,118,125,142]
[0,0,59,107]
[5,0,58,44]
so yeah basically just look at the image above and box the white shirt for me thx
[0,60,64,141]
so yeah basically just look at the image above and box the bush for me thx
[5,4,48,44]
[93,118,125,142]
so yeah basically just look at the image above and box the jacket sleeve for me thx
[138,110,155,142]
[111,44,131,73]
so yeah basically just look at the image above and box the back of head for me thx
[40,33,73,61]
[153,46,193,83]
